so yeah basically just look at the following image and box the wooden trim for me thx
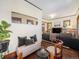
[24,0,42,10]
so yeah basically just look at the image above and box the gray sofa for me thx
[56,33,79,51]
[42,33,50,41]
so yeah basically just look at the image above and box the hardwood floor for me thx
[24,40,79,59]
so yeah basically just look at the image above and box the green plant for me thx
[0,20,12,41]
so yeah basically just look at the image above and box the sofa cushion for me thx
[18,36,27,47]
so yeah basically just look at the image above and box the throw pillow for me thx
[25,39,34,46]
[18,36,27,47]
[30,35,37,42]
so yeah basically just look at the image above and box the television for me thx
[52,28,62,33]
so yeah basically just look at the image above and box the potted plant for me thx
[0,20,12,53]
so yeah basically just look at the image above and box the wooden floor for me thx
[24,40,79,59]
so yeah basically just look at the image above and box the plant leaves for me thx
[1,20,11,29]
[0,20,12,40]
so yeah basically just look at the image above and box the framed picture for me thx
[63,20,70,28]
[47,23,52,32]
[35,21,38,25]
[27,19,34,25]
[54,24,60,27]
[12,17,22,24]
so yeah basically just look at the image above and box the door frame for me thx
[77,15,79,35]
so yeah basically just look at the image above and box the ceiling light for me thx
[49,13,56,18]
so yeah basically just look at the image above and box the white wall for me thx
[0,0,42,51]
[42,20,53,32]
[9,24,42,51]
[51,0,79,29]
[11,0,42,19]
[0,0,42,22]
[12,12,38,24]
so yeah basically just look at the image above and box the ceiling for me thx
[27,0,79,19]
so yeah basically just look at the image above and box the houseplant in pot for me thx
[0,20,12,58]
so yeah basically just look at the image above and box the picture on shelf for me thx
[36,21,38,25]
[27,19,34,25]
[47,23,52,30]
[12,17,22,24]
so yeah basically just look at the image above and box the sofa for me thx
[42,32,79,50]
[42,33,50,41]
[17,36,42,58]
[56,33,79,51]
[17,41,41,58]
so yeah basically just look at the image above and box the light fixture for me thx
[49,13,56,18]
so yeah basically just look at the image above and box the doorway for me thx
[77,15,79,35]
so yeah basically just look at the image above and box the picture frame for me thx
[54,24,60,27]
[12,17,22,24]
[47,22,52,32]
[27,19,34,25]
[35,21,38,25]
[63,20,70,28]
